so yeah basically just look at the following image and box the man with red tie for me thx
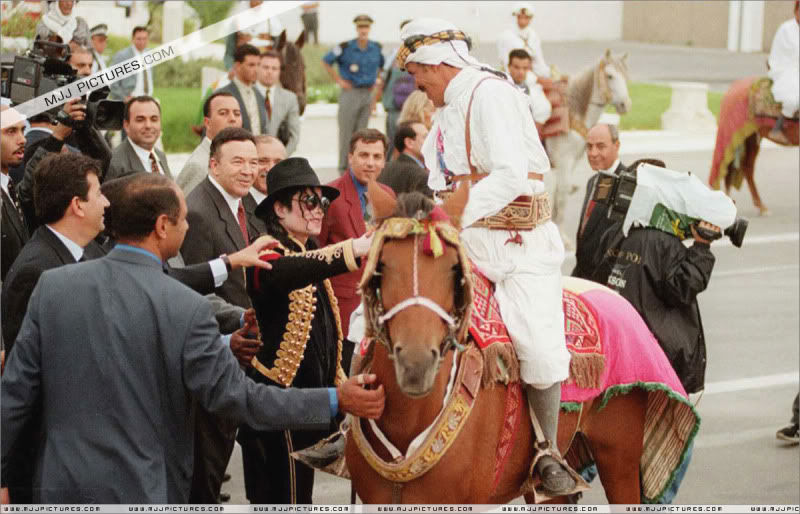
[105,96,173,182]
[318,129,394,358]
[179,127,267,503]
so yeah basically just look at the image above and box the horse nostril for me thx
[394,344,403,356]
[431,349,439,361]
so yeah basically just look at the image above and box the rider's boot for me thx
[526,382,577,496]
[768,114,792,145]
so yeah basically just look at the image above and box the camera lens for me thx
[724,217,748,248]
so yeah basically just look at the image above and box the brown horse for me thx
[273,30,308,115]
[710,76,799,216]
[344,185,661,504]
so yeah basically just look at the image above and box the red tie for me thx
[264,89,272,120]
[579,200,596,238]
[149,152,161,174]
[237,201,249,244]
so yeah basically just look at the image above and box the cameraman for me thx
[18,97,111,233]
[597,213,719,395]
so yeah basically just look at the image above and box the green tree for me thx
[186,1,234,29]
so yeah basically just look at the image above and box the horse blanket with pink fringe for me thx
[559,277,700,504]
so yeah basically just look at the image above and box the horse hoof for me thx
[759,206,772,217]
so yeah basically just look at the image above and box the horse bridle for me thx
[362,218,473,360]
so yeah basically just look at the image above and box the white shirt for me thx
[129,140,163,174]
[422,66,551,228]
[496,25,550,78]
[233,76,262,135]
[90,49,107,74]
[46,225,84,261]
[254,82,277,103]
[598,159,621,175]
[1,172,10,197]
[208,175,243,221]
[250,188,267,205]
[130,46,154,97]
[515,75,552,124]
[768,19,799,74]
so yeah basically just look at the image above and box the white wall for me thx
[276,1,623,45]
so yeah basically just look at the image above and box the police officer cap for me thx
[353,14,374,26]
[511,2,534,16]
[90,24,108,38]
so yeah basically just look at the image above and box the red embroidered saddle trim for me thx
[562,290,602,357]
[469,269,513,349]
[493,381,522,492]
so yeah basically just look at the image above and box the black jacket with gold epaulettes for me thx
[245,238,360,389]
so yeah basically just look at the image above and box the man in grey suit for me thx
[256,50,300,155]
[177,92,242,196]
[109,26,153,102]
[179,127,268,503]
[215,44,268,136]
[105,96,171,182]
[377,121,432,198]
[0,173,385,504]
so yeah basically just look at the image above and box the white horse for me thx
[545,49,632,245]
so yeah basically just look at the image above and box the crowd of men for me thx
[1,0,798,507]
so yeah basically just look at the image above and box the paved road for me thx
[221,143,799,505]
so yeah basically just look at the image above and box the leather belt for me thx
[435,191,552,231]
[445,172,544,186]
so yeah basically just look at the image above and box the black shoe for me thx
[535,456,577,496]
[222,473,231,483]
[776,424,799,444]
[218,493,231,502]
[294,432,346,469]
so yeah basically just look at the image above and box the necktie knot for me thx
[149,152,161,175]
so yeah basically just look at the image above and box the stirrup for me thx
[522,441,590,503]
[291,426,350,478]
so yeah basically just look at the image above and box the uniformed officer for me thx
[89,23,108,74]
[322,14,385,171]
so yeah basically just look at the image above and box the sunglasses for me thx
[396,30,473,69]
[295,193,331,213]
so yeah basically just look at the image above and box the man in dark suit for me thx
[319,129,395,345]
[1,153,108,504]
[572,123,626,281]
[105,96,172,182]
[1,106,30,282]
[180,127,267,503]
[0,173,385,504]
[377,121,432,197]
[216,44,268,136]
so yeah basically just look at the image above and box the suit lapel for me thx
[229,84,251,133]
[125,140,147,174]
[155,149,172,179]
[203,180,246,250]
[242,194,263,237]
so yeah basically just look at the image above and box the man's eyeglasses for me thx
[295,193,331,213]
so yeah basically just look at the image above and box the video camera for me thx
[1,40,123,131]
[592,163,748,247]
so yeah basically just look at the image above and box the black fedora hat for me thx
[254,157,340,219]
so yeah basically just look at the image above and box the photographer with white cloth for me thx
[400,18,579,497]
[766,1,799,145]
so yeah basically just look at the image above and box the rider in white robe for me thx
[496,2,550,78]
[401,18,580,497]
[767,3,799,143]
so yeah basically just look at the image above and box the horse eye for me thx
[607,74,613,80]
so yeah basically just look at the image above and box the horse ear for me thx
[441,182,469,230]
[368,180,397,219]
[295,30,306,49]
[604,48,612,61]
[276,30,287,50]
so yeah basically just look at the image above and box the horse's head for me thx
[360,184,473,397]
[275,30,308,115]
[599,49,631,115]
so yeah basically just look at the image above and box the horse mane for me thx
[565,62,597,119]
[389,192,436,220]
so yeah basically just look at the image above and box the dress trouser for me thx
[189,407,238,503]
[337,88,373,170]
[238,427,324,504]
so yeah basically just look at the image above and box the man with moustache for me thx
[399,18,582,497]
[105,96,172,181]
[216,44,268,136]
[250,135,287,205]
[0,105,30,282]
[180,127,266,503]
[178,92,243,195]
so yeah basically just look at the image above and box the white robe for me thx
[423,67,569,386]
[496,25,550,78]
[768,19,799,117]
